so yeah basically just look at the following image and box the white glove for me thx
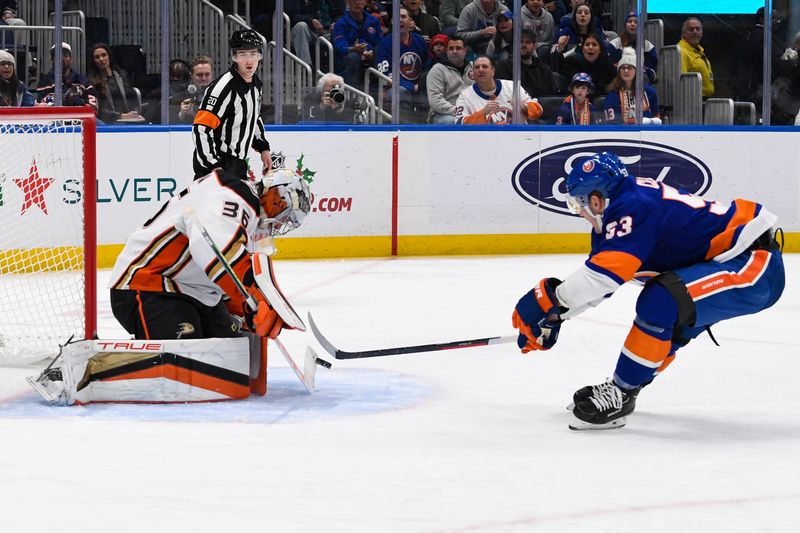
[781,47,798,62]
[642,117,663,125]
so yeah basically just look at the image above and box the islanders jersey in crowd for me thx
[455,80,541,125]
[555,95,597,125]
[603,85,659,124]
[376,33,430,92]
[556,175,779,317]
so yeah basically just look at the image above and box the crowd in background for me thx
[3,0,800,126]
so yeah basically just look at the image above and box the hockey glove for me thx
[246,287,285,339]
[512,278,564,353]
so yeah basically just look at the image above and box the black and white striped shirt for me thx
[192,65,270,178]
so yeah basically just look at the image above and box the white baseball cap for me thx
[50,42,72,54]
[0,50,15,66]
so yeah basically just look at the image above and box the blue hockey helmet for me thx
[565,152,629,214]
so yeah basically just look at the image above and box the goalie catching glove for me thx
[246,286,284,339]
[512,278,565,353]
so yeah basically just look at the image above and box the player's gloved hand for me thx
[246,287,284,339]
[512,278,564,353]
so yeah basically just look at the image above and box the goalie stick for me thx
[184,207,325,392]
[308,313,517,359]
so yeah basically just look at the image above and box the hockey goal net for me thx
[0,107,96,366]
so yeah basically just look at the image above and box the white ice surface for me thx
[2,254,799,532]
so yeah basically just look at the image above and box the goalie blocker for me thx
[29,334,268,405]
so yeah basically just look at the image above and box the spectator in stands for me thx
[172,55,214,124]
[555,71,597,124]
[678,17,714,98]
[1,1,24,26]
[169,59,191,95]
[365,0,390,35]
[554,1,607,55]
[376,6,430,121]
[428,34,450,65]
[775,31,800,125]
[552,32,615,94]
[454,55,542,124]
[486,9,514,61]
[320,0,346,33]
[404,0,440,42]
[603,48,660,125]
[440,0,470,35]
[730,7,786,119]
[332,0,382,87]
[301,72,362,123]
[88,43,145,125]
[495,29,555,98]
[608,12,657,82]
[544,1,567,24]
[426,0,442,19]
[456,0,509,56]
[0,49,33,106]
[288,0,325,67]
[36,43,97,111]
[426,34,473,124]
[521,0,556,55]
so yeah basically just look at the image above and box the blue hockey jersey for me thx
[556,176,777,317]
[375,33,430,91]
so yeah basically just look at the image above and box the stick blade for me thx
[307,312,341,359]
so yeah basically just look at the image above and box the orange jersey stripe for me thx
[589,250,642,283]
[128,234,190,291]
[623,324,671,364]
[688,249,770,300]
[462,110,489,124]
[101,365,250,399]
[194,110,221,129]
[705,199,758,260]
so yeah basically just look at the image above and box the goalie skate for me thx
[26,368,66,405]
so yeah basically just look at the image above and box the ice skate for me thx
[27,367,66,405]
[569,379,638,430]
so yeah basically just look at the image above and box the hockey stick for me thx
[308,312,517,359]
[184,207,324,391]
[273,338,318,393]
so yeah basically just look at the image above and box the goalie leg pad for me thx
[54,337,252,404]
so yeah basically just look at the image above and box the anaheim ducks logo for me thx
[176,322,196,338]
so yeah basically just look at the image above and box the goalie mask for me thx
[259,168,311,235]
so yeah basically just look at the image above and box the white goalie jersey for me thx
[109,170,261,311]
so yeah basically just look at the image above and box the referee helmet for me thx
[230,30,262,53]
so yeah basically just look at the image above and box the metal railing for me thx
[364,67,392,123]
[703,98,734,125]
[676,72,702,125]
[0,25,85,87]
[315,35,334,77]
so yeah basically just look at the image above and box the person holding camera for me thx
[172,55,214,124]
[301,73,359,123]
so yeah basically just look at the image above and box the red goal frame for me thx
[0,106,97,342]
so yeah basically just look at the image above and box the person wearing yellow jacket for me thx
[678,17,714,97]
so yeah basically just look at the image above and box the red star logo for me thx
[14,158,54,215]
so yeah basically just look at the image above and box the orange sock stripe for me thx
[623,325,671,364]
[100,365,250,399]
[656,353,676,374]
[135,291,151,340]
[688,250,770,300]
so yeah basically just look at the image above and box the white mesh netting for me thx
[0,118,89,366]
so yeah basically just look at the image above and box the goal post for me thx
[0,106,96,365]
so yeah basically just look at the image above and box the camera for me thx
[328,84,345,104]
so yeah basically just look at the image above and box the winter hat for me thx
[625,11,637,23]
[49,42,72,55]
[0,50,15,66]
[429,34,449,50]
[568,72,594,92]
[617,47,636,70]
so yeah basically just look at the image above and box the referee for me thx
[192,29,272,179]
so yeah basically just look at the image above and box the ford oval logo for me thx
[512,139,712,216]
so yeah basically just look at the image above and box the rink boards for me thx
[2,126,798,265]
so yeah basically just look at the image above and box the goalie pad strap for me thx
[649,271,696,329]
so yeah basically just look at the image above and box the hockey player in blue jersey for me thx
[511,152,785,430]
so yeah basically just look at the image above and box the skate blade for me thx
[568,416,627,431]
[26,376,63,404]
